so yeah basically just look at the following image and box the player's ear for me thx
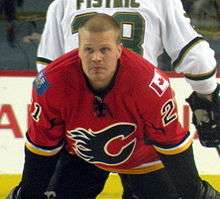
[78,47,82,59]
[116,44,122,58]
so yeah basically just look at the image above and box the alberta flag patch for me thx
[33,71,49,96]
[149,69,169,97]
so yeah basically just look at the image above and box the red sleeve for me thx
[26,70,65,157]
[136,68,192,155]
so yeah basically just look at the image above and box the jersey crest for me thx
[33,70,50,96]
[68,122,137,166]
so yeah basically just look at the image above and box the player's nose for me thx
[91,51,103,61]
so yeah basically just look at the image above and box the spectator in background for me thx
[1,0,16,44]
[0,0,23,45]
[191,0,220,29]
[189,0,220,69]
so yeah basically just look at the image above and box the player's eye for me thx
[100,47,110,54]
[84,47,93,53]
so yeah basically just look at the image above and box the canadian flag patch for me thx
[149,69,169,97]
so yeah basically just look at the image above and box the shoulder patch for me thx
[33,70,50,96]
[149,69,169,97]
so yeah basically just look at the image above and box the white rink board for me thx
[0,76,220,174]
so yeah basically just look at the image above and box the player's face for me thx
[79,30,122,90]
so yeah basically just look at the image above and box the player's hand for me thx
[195,180,220,199]
[186,84,220,147]
[43,191,57,199]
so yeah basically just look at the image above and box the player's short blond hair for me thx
[78,13,121,44]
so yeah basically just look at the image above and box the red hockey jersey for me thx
[27,48,192,174]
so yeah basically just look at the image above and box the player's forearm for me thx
[159,145,220,198]
[18,146,59,198]
[159,145,200,198]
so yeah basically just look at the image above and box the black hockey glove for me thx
[186,84,220,147]
[6,186,57,199]
[5,186,21,199]
[195,180,220,199]
[43,191,57,199]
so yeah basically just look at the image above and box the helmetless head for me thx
[78,13,122,90]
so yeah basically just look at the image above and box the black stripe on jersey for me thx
[154,132,191,149]
[26,133,64,150]
[184,66,217,80]
[36,57,53,64]
[173,37,205,68]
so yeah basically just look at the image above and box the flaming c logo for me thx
[68,123,137,166]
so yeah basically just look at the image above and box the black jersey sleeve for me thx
[19,146,59,198]
[159,145,220,198]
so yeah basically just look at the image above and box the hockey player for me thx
[6,14,220,199]
[34,1,219,198]
[29,0,220,198]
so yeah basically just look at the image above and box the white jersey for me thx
[37,0,217,94]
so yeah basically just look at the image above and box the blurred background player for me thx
[35,0,219,198]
